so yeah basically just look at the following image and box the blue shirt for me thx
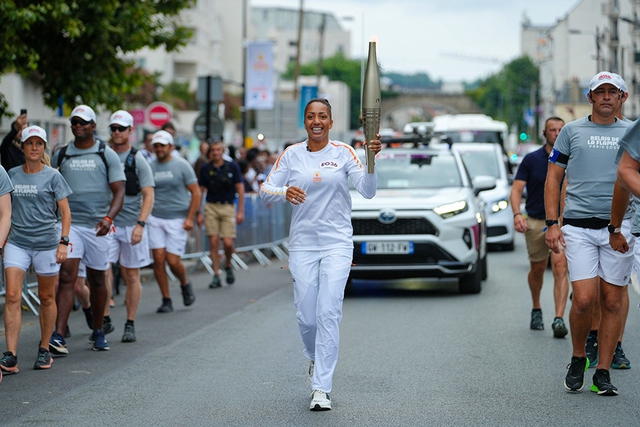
[514,146,549,219]
[199,160,242,204]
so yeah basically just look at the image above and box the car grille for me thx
[352,243,458,266]
[352,218,437,235]
[487,226,508,237]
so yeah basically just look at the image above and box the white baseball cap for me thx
[589,72,624,91]
[70,105,97,123]
[21,125,48,143]
[109,110,134,128]
[612,73,628,93]
[151,130,173,145]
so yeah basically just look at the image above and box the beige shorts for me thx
[524,217,551,262]
[204,202,237,238]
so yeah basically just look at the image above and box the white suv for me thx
[350,147,495,293]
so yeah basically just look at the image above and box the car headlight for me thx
[434,200,468,218]
[490,199,509,213]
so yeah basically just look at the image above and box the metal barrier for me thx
[4,194,292,315]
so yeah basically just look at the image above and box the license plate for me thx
[362,241,414,254]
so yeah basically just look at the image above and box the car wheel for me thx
[481,254,488,281]
[459,263,482,294]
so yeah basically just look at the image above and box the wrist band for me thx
[103,216,113,225]
[513,213,522,218]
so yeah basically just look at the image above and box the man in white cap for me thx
[50,105,125,353]
[148,130,200,313]
[545,72,633,396]
[102,110,155,342]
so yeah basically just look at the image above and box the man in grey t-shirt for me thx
[50,105,125,353]
[545,72,633,396]
[104,110,155,343]
[148,130,201,313]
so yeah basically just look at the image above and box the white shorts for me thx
[3,242,60,276]
[147,215,188,257]
[108,224,151,269]
[562,219,635,286]
[78,262,86,278]
[66,224,113,271]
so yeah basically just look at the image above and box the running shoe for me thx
[91,330,110,351]
[552,317,568,338]
[310,390,331,411]
[611,343,630,369]
[308,360,314,387]
[33,348,53,370]
[157,298,173,313]
[586,334,598,368]
[530,309,543,330]
[122,324,137,343]
[49,331,69,356]
[83,307,94,330]
[209,275,221,288]
[181,282,196,306]
[225,266,235,285]
[0,351,19,374]
[564,356,588,392]
[102,317,114,335]
[590,368,618,396]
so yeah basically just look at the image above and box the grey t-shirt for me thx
[8,166,72,250]
[550,116,630,220]
[618,118,640,233]
[150,156,197,219]
[52,141,125,227]
[114,149,155,227]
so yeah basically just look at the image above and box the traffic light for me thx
[519,132,528,141]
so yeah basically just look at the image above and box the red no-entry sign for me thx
[146,102,172,128]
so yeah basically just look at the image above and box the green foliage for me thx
[466,56,539,134]
[0,0,195,117]
[159,81,196,110]
[384,72,441,89]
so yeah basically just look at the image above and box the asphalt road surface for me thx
[2,234,640,426]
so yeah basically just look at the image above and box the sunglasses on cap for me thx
[109,125,129,133]
[70,118,93,126]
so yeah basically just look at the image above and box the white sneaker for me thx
[308,360,314,387]
[310,389,331,411]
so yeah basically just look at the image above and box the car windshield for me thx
[442,130,503,144]
[358,152,462,189]
[457,150,500,179]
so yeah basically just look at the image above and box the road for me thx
[2,234,640,426]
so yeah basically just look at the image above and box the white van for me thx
[433,114,513,153]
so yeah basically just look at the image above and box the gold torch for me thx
[362,40,381,174]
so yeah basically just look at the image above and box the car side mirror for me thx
[473,175,496,196]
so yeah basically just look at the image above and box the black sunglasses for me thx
[110,125,129,133]
[70,118,92,126]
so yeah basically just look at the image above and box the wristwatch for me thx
[545,219,559,227]
[137,220,146,227]
[59,236,70,246]
[608,224,622,234]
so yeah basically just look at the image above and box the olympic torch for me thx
[362,40,381,174]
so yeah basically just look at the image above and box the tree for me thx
[0,0,195,118]
[466,56,539,134]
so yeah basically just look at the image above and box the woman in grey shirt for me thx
[0,126,71,375]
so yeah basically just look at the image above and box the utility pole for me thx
[317,13,327,91]
[293,0,304,101]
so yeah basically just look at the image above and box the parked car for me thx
[451,142,515,251]
[349,147,495,294]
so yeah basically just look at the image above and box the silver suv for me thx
[350,147,495,293]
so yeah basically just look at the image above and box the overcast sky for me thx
[250,0,579,82]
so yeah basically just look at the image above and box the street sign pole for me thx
[206,76,211,141]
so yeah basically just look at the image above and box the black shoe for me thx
[530,309,543,330]
[157,298,173,313]
[102,317,114,335]
[551,317,568,338]
[122,324,136,343]
[611,343,630,369]
[590,368,618,396]
[225,266,235,285]
[33,348,53,370]
[181,283,196,306]
[0,351,19,375]
[83,307,94,330]
[564,356,588,392]
[586,334,598,368]
[209,275,221,288]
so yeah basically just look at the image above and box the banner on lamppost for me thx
[245,41,275,110]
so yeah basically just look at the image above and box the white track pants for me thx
[289,247,352,393]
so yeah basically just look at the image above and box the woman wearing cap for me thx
[259,98,382,411]
[0,126,71,375]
